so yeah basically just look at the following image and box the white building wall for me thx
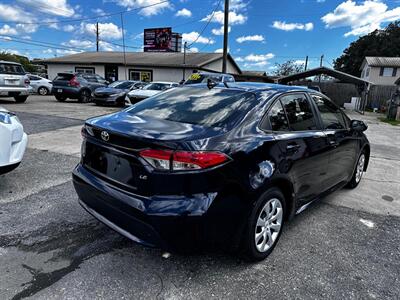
[367,66,399,85]
[118,66,195,82]
[203,59,239,74]
[47,64,105,80]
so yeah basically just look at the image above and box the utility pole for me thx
[120,13,127,80]
[96,22,99,52]
[304,55,308,71]
[182,41,187,81]
[222,0,229,73]
[319,54,324,84]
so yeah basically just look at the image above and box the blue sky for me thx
[0,0,399,73]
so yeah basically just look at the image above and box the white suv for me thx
[0,61,31,103]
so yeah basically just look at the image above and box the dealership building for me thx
[41,51,242,82]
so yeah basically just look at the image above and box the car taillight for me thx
[69,76,80,87]
[139,149,230,171]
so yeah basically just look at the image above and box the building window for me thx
[75,67,95,74]
[365,67,370,78]
[380,67,396,77]
[129,69,152,82]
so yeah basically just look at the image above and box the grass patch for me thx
[378,117,400,126]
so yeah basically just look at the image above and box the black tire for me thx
[14,95,28,103]
[55,95,67,102]
[346,150,366,189]
[78,89,91,103]
[243,187,286,261]
[37,86,49,95]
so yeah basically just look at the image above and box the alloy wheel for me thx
[255,198,283,253]
[355,154,365,183]
[38,87,48,95]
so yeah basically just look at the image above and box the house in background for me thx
[40,51,241,83]
[360,56,400,85]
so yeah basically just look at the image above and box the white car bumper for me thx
[0,115,28,170]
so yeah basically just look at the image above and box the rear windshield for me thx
[126,87,257,129]
[143,83,170,91]
[55,73,74,81]
[109,81,134,89]
[0,63,25,75]
[185,73,222,84]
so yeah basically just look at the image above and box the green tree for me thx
[273,60,304,76]
[334,21,400,76]
[0,51,37,73]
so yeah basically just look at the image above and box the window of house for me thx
[75,67,95,74]
[365,67,370,77]
[380,67,396,77]
[129,69,152,82]
[312,95,347,130]
[280,94,317,131]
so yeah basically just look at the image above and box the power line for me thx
[187,0,222,47]
[0,0,170,25]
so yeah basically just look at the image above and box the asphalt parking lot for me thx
[1,95,399,300]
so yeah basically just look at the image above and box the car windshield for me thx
[109,81,133,89]
[126,87,257,129]
[0,63,25,75]
[143,83,170,90]
[185,73,222,84]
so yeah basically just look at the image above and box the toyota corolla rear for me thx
[73,85,260,251]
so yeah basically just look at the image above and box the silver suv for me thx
[0,61,31,103]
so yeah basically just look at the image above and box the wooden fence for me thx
[293,80,397,109]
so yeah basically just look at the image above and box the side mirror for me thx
[351,120,368,132]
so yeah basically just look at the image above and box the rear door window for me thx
[261,100,289,131]
[55,74,74,81]
[311,95,347,130]
[280,94,317,131]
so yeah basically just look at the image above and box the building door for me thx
[105,65,118,82]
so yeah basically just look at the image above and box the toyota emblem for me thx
[101,131,110,141]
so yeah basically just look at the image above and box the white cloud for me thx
[182,31,214,44]
[18,0,75,17]
[321,0,400,37]
[175,8,192,17]
[43,49,53,54]
[91,8,106,15]
[294,60,306,65]
[80,22,123,40]
[202,10,247,25]
[0,25,18,35]
[244,53,275,62]
[211,25,231,35]
[187,47,199,53]
[214,48,229,53]
[62,39,94,49]
[272,21,314,31]
[112,0,171,16]
[0,4,34,22]
[236,34,265,43]
[63,24,76,32]
[56,49,81,55]
[236,52,275,69]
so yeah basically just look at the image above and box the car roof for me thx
[149,81,177,85]
[184,82,313,93]
[0,60,22,65]
[195,71,233,76]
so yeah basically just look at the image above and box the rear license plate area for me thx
[57,89,63,93]
[83,142,139,187]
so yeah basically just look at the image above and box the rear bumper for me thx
[72,164,221,250]
[52,86,80,98]
[0,117,28,168]
[92,96,122,106]
[0,86,31,96]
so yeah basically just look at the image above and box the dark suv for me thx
[73,83,369,260]
[52,72,108,102]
